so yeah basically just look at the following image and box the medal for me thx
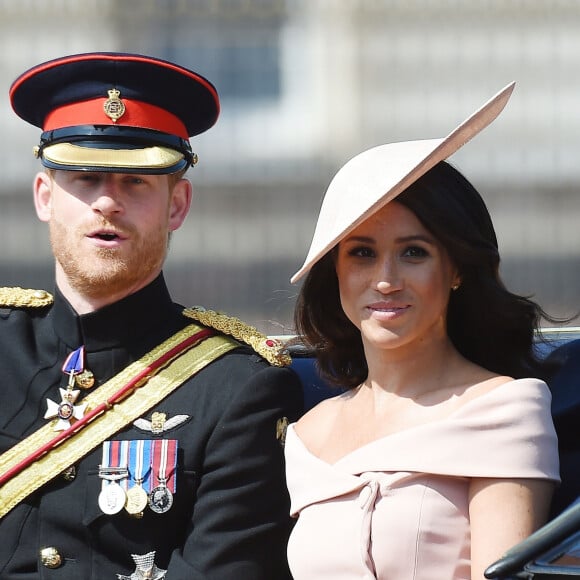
[44,388,87,431]
[98,481,126,515]
[75,369,95,389]
[44,346,93,429]
[70,346,94,389]
[98,441,129,515]
[125,440,151,516]
[148,483,173,514]
[117,551,166,580]
[148,439,177,514]
[126,485,149,515]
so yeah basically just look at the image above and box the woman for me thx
[285,83,560,580]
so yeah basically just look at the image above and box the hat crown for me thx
[291,82,515,283]
[10,52,220,174]
[10,52,220,135]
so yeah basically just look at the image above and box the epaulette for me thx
[0,287,54,308]
[183,306,291,367]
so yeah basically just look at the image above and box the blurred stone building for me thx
[1,0,579,333]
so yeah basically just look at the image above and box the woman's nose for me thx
[374,260,402,293]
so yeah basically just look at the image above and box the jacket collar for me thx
[52,273,178,351]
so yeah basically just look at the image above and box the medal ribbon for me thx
[62,345,85,377]
[118,441,129,490]
[100,441,111,491]
[129,440,152,492]
[99,440,129,491]
[152,439,177,492]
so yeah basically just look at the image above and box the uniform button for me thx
[62,465,76,482]
[40,547,62,569]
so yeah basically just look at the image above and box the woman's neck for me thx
[362,333,468,399]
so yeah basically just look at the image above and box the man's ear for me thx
[168,178,193,232]
[33,172,53,223]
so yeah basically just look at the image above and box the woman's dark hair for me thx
[294,160,561,389]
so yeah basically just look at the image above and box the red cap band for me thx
[44,97,189,139]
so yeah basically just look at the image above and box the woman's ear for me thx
[33,171,53,223]
[168,177,193,232]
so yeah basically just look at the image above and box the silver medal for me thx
[148,484,173,514]
[98,481,126,515]
[117,551,166,580]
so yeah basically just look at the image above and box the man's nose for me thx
[90,180,123,216]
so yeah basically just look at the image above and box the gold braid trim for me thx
[0,324,238,520]
[183,307,291,367]
[0,287,53,308]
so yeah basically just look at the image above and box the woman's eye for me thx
[348,246,375,258]
[403,246,429,258]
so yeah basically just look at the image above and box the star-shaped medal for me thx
[117,551,166,580]
[44,388,87,431]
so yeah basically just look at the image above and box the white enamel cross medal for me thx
[44,346,90,431]
[44,387,87,431]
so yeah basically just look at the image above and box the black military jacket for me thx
[0,274,303,579]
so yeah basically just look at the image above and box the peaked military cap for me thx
[9,52,220,174]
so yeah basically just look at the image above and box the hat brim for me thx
[290,81,515,284]
[40,142,187,174]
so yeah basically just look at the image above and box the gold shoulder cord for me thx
[0,287,53,308]
[183,307,291,367]
[0,290,290,367]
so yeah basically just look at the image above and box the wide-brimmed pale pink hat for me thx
[291,81,515,284]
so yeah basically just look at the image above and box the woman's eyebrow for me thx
[395,234,436,244]
[343,235,375,244]
[344,234,435,244]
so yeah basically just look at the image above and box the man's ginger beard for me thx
[49,216,170,300]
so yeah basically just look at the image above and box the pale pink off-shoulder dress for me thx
[285,378,560,580]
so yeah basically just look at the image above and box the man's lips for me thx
[87,228,128,241]
[86,228,129,244]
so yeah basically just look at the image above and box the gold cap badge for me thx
[103,88,126,122]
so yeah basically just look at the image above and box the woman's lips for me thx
[366,302,410,318]
[367,301,409,311]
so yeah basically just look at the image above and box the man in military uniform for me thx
[0,53,303,579]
